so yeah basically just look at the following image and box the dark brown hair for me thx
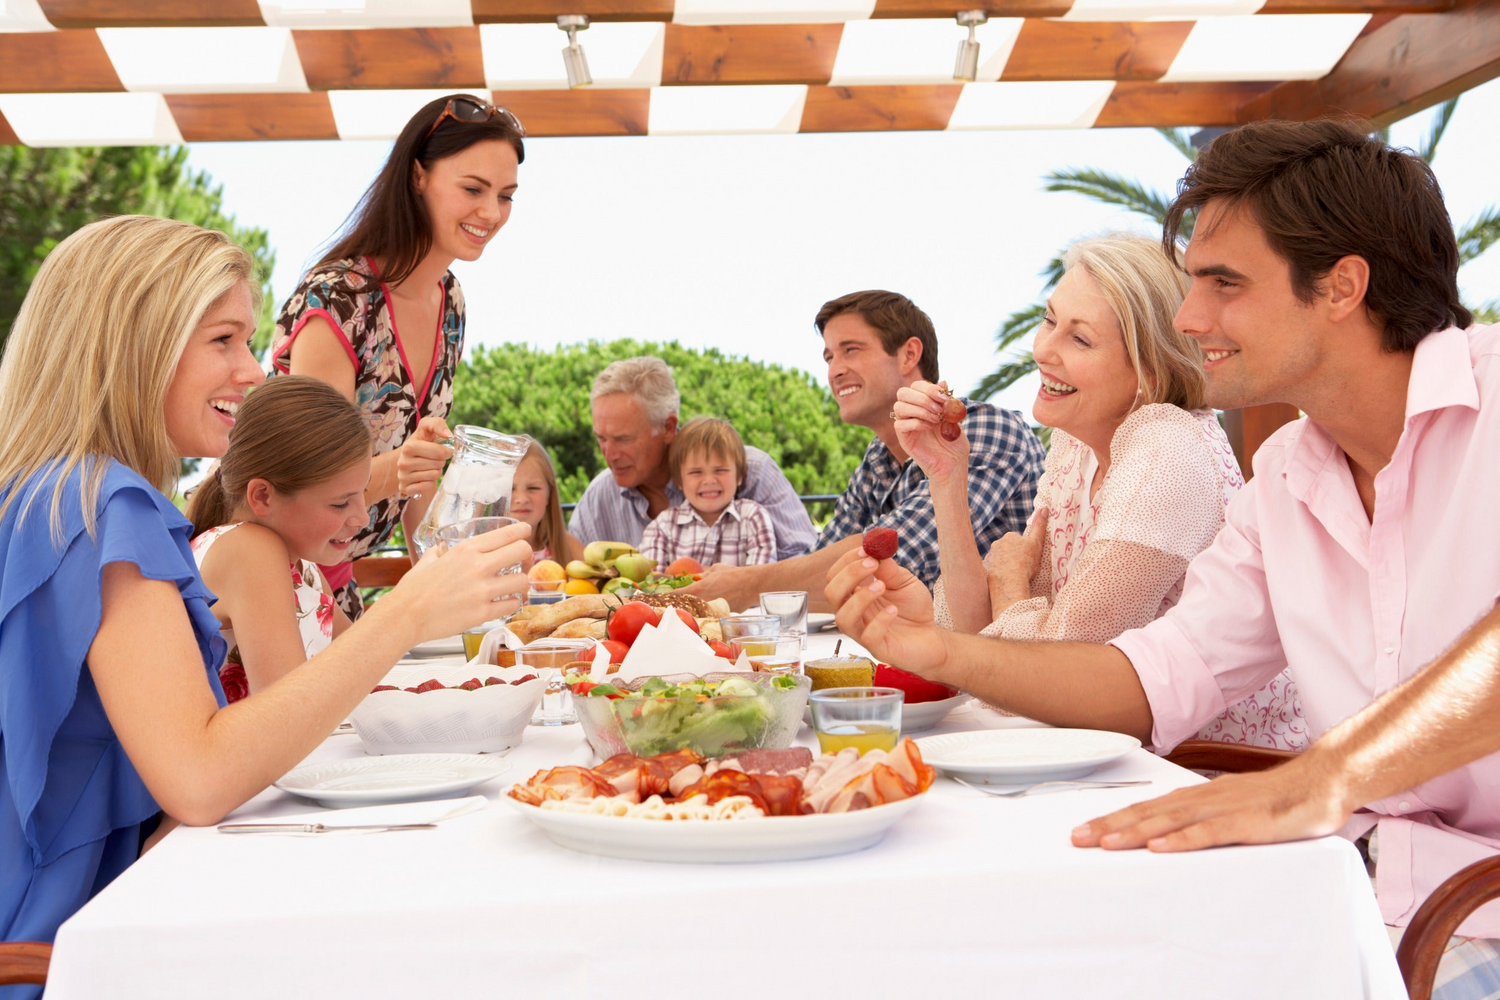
[815,290,939,382]
[669,417,748,488]
[1163,118,1470,352]
[187,376,372,538]
[317,94,526,290]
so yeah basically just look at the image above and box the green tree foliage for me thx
[976,106,1499,400]
[0,145,276,355]
[449,339,872,507]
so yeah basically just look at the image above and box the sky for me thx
[185,78,1500,418]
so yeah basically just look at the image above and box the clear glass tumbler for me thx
[760,590,809,637]
[720,614,783,643]
[729,633,803,675]
[434,516,525,621]
[809,686,904,756]
[518,638,596,727]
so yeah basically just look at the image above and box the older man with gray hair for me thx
[568,356,818,559]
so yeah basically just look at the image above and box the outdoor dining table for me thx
[43,629,1405,999]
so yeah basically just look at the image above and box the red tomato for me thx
[670,608,699,634]
[707,639,735,659]
[600,639,630,664]
[607,601,661,646]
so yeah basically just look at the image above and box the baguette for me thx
[553,618,608,640]
[698,619,722,642]
[524,594,610,633]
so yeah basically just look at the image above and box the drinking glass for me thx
[434,516,525,621]
[719,614,783,643]
[462,619,507,661]
[760,590,809,637]
[809,687,903,756]
[729,634,803,675]
[527,586,567,607]
[518,638,596,727]
[412,426,529,556]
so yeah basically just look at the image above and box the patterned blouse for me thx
[191,523,336,703]
[269,256,465,611]
[933,404,1307,751]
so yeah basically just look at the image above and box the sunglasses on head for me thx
[421,97,527,147]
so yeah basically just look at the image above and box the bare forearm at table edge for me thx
[928,472,991,634]
[190,595,422,823]
[1305,602,1500,814]
[934,630,1154,743]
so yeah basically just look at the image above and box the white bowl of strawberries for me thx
[349,663,544,756]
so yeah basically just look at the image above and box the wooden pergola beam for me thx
[1237,1,1500,126]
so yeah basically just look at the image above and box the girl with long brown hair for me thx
[186,376,373,703]
[269,93,526,619]
[509,438,584,565]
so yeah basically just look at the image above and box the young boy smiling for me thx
[638,417,776,569]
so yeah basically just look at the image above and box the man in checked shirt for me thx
[691,290,1045,613]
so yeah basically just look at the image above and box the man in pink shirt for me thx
[826,117,1499,988]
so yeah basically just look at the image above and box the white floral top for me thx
[934,404,1307,752]
[190,523,336,703]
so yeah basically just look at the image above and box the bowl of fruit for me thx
[349,663,544,755]
[570,671,810,760]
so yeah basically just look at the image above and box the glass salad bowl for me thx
[570,672,811,760]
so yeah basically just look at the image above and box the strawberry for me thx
[862,526,898,561]
[413,679,446,694]
[874,662,958,704]
[484,676,505,686]
[370,685,399,693]
[511,674,537,685]
[457,678,483,691]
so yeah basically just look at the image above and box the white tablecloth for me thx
[45,632,1405,999]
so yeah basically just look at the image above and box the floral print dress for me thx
[269,256,465,618]
[190,523,335,703]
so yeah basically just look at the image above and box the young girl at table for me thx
[509,438,584,565]
[269,93,526,620]
[186,376,373,704]
[0,216,532,966]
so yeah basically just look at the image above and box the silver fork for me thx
[951,776,1151,798]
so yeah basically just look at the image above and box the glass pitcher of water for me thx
[410,426,530,556]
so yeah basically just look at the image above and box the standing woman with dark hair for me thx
[271,94,525,618]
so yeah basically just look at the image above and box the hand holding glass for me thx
[435,517,524,621]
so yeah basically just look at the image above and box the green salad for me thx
[567,673,800,757]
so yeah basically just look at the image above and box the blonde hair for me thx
[0,215,259,540]
[1061,234,1206,411]
[519,438,568,559]
[186,376,371,538]
[669,417,747,487]
[590,356,680,430]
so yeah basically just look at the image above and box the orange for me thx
[563,578,600,595]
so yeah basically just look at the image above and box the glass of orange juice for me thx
[729,634,802,675]
[809,687,903,755]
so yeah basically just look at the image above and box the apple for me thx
[612,553,657,583]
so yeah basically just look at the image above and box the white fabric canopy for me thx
[45,633,1404,999]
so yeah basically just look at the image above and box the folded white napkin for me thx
[223,796,489,836]
[474,625,525,665]
[611,610,751,682]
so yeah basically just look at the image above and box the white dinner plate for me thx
[275,754,511,808]
[801,693,969,734]
[807,613,837,632]
[505,794,924,863]
[915,729,1141,784]
[406,635,466,658]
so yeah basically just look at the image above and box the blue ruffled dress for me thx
[0,460,226,972]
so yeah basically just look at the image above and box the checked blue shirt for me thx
[815,400,1046,588]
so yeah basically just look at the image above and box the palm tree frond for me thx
[1156,127,1198,163]
[971,351,1037,401]
[994,303,1045,352]
[1040,254,1065,291]
[1456,204,1500,266]
[1417,97,1460,165]
[1043,167,1174,226]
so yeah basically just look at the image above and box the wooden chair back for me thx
[0,941,51,986]
[351,554,411,589]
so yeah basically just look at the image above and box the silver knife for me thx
[217,822,438,834]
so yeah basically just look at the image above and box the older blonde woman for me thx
[0,216,531,957]
[896,233,1304,750]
